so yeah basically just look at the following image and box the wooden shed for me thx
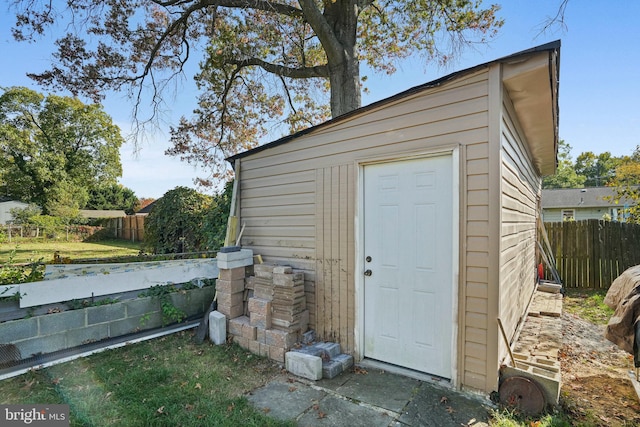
[227,41,560,394]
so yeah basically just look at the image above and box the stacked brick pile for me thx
[225,263,310,363]
[216,266,245,318]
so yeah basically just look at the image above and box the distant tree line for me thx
[544,140,640,222]
[0,87,144,221]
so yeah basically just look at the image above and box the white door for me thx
[363,155,454,378]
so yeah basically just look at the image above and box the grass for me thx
[562,288,615,325]
[0,331,293,427]
[0,239,142,264]
[489,408,571,427]
[0,241,620,426]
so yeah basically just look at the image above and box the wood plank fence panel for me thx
[543,219,640,289]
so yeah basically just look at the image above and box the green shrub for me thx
[204,180,233,249]
[0,249,44,287]
[143,187,213,254]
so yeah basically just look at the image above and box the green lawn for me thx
[0,240,142,264]
[0,331,292,427]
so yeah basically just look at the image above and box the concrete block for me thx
[216,278,245,294]
[249,339,261,355]
[14,333,66,358]
[169,290,207,318]
[256,327,266,344]
[254,264,275,279]
[248,297,271,315]
[218,267,247,281]
[286,351,323,380]
[266,329,298,350]
[301,330,316,344]
[269,345,285,363]
[217,291,244,307]
[317,342,341,359]
[273,266,293,274]
[209,311,226,345]
[0,317,38,342]
[259,343,270,358]
[322,359,343,379]
[66,324,109,347]
[333,353,354,371]
[217,248,254,262]
[110,315,147,336]
[234,335,249,349]
[292,344,323,358]
[228,316,250,336]
[512,353,560,373]
[136,311,163,330]
[217,249,253,269]
[87,304,126,325]
[218,303,244,319]
[501,364,561,406]
[39,310,86,335]
[273,272,304,287]
[242,322,257,340]
[124,297,157,317]
[250,312,271,329]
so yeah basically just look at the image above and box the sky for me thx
[1,1,639,199]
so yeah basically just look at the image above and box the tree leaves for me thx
[8,0,503,186]
[0,87,125,216]
[143,186,212,254]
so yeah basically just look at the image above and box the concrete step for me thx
[288,338,354,379]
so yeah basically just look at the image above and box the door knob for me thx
[364,269,372,276]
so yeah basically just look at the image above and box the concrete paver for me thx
[247,367,493,426]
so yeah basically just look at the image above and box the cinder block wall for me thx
[0,286,215,359]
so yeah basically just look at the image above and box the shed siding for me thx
[238,69,491,388]
[498,92,540,355]
[463,141,490,390]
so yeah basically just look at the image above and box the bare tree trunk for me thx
[300,0,361,118]
[329,48,361,118]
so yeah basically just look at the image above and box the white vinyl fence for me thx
[0,258,219,308]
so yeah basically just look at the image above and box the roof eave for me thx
[502,45,560,176]
[227,40,561,168]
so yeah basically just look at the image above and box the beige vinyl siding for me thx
[463,141,490,390]
[238,68,490,384]
[315,165,355,349]
[240,170,318,325]
[498,91,540,357]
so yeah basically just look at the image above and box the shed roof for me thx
[228,41,560,174]
[541,187,635,209]
[79,209,127,219]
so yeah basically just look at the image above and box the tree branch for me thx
[225,57,329,78]
[152,0,303,17]
[297,0,343,65]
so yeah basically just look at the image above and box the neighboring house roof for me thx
[541,187,635,209]
[136,199,158,215]
[79,209,127,219]
[228,40,560,175]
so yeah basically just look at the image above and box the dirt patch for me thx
[560,312,640,426]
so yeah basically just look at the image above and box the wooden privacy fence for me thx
[109,215,145,242]
[544,219,640,289]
